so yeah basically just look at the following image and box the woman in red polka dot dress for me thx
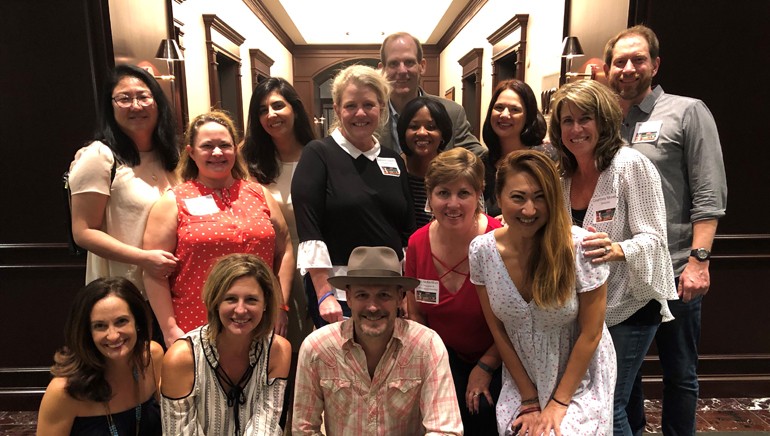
[143,111,293,348]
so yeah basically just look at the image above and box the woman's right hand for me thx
[512,410,540,435]
[141,249,178,278]
[319,295,344,323]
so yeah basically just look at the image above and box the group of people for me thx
[37,24,725,436]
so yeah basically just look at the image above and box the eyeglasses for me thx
[112,94,154,108]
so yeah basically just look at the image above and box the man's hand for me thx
[678,258,710,302]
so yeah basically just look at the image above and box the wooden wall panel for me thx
[567,0,770,398]
[292,45,442,123]
[0,0,172,409]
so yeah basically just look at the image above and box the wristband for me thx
[279,304,290,312]
[317,291,335,306]
[476,360,496,375]
[521,396,539,406]
[551,396,569,407]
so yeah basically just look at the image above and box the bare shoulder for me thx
[162,339,193,372]
[149,341,164,389]
[150,341,165,363]
[160,339,195,398]
[268,334,291,379]
[37,377,79,435]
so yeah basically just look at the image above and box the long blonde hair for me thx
[495,150,575,308]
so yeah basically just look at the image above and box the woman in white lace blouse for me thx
[549,79,677,436]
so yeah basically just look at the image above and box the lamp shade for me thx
[561,36,585,58]
[155,39,184,61]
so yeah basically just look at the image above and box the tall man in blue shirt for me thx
[377,32,486,158]
[604,25,727,435]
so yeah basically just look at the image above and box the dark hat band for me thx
[347,268,401,277]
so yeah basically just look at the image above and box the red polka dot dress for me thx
[171,179,275,332]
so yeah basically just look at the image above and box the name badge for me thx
[593,194,618,224]
[183,194,219,216]
[632,120,663,143]
[414,279,440,304]
[376,157,401,176]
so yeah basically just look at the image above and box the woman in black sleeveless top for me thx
[37,277,163,435]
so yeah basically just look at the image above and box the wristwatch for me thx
[690,248,711,262]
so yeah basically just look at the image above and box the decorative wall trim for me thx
[202,14,244,129]
[436,0,488,51]
[202,14,245,47]
[458,48,483,138]
[249,48,274,89]
[241,0,294,50]
[487,14,529,85]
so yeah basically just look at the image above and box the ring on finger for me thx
[603,245,611,254]
[473,392,480,397]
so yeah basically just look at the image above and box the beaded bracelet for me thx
[519,405,541,415]
[551,397,569,407]
[317,291,335,306]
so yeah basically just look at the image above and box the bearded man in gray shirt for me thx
[603,25,727,436]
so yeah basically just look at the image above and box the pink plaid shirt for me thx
[292,318,463,435]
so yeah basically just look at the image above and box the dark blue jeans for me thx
[655,292,702,435]
[609,322,659,436]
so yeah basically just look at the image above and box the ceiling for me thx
[259,0,475,45]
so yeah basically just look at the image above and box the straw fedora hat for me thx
[327,246,420,290]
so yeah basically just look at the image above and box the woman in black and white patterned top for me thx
[549,79,677,436]
[397,96,454,229]
[160,253,291,435]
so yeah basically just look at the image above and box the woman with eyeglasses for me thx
[68,64,180,345]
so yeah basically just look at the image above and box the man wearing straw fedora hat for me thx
[292,246,462,435]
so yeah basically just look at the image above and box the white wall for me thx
[172,0,293,127]
[439,0,565,143]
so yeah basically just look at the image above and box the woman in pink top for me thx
[143,111,293,348]
[405,148,502,435]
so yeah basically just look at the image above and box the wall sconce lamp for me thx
[313,116,325,125]
[561,36,585,81]
[154,39,184,81]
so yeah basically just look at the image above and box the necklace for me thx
[103,367,142,436]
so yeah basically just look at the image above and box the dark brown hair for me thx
[51,277,152,402]
[482,79,547,165]
[242,77,316,184]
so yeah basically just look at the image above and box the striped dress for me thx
[161,325,286,435]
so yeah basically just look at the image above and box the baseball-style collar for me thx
[331,128,381,161]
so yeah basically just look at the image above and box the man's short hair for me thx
[604,24,660,65]
[380,32,424,64]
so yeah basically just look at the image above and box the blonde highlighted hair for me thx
[548,80,624,178]
[330,65,391,133]
[178,110,247,182]
[495,150,575,308]
[202,253,281,341]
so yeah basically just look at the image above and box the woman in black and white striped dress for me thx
[397,96,454,229]
[160,253,291,435]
